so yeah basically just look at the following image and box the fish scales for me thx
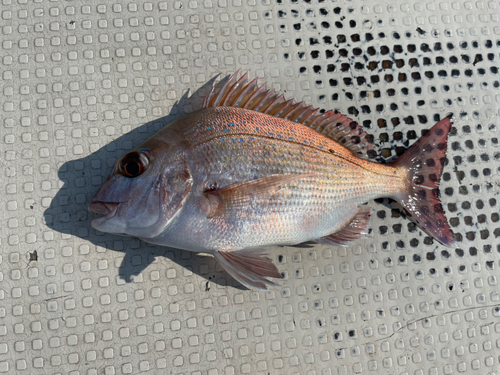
[89,71,456,290]
[156,106,404,251]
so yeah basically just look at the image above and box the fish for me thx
[89,70,457,290]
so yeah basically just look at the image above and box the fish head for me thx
[89,139,193,239]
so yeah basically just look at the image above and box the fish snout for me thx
[88,201,120,216]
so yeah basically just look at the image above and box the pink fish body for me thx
[89,71,456,290]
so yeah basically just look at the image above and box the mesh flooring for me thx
[1,0,500,374]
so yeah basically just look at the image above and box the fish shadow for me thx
[43,77,245,289]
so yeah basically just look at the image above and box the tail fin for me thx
[391,116,457,248]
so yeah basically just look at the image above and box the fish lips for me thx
[88,200,127,233]
[88,201,120,216]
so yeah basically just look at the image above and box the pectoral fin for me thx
[214,248,283,290]
[316,207,371,247]
[201,174,317,218]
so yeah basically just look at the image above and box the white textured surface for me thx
[1,1,500,374]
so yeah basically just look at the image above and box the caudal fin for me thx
[391,116,457,248]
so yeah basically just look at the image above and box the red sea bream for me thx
[89,71,456,290]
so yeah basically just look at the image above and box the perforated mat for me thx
[1,1,500,374]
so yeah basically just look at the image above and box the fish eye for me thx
[119,151,149,178]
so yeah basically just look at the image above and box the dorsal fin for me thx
[203,70,376,159]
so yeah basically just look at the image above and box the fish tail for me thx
[390,115,457,248]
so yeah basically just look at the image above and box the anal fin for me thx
[214,248,283,290]
[316,207,371,247]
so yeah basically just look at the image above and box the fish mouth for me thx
[88,201,120,217]
[89,201,131,235]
